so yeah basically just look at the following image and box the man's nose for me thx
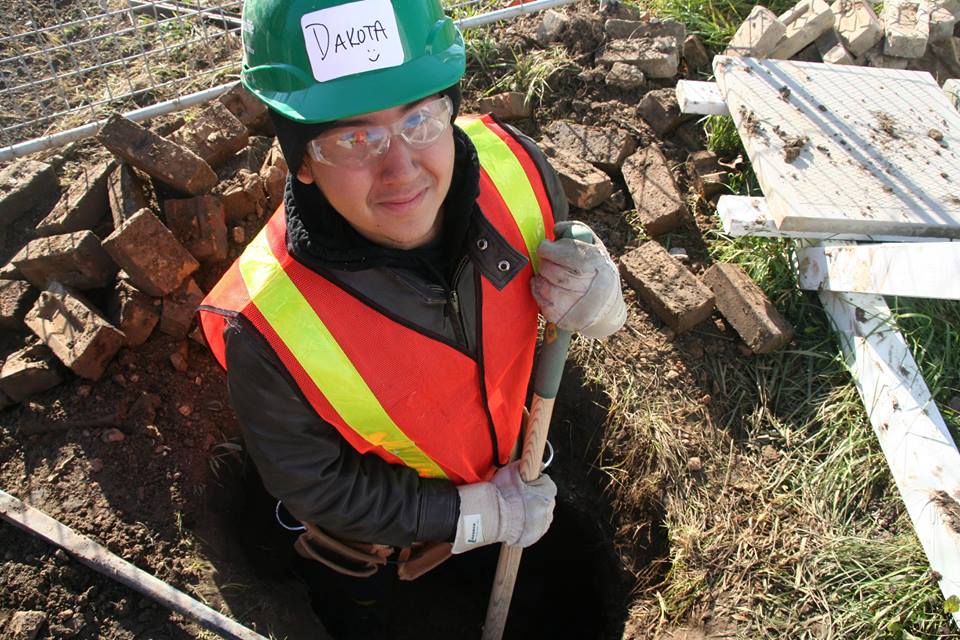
[378,134,418,182]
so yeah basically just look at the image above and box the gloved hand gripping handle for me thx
[483,222,595,639]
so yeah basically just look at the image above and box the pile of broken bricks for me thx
[725,0,960,89]
[0,84,286,409]
[470,2,795,354]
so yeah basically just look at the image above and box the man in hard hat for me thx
[199,0,626,636]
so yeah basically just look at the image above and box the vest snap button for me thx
[497,260,511,272]
[476,238,489,251]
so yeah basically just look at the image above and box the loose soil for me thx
[2,3,758,639]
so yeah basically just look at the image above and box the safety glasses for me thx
[306,95,453,168]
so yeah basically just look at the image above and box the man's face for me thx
[296,97,455,250]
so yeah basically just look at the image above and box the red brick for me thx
[701,263,794,353]
[218,83,273,134]
[24,286,125,380]
[638,88,690,136]
[260,140,288,214]
[218,169,267,222]
[219,135,275,180]
[169,101,250,168]
[622,145,685,237]
[96,113,218,196]
[102,208,199,297]
[0,342,63,403]
[540,143,615,210]
[620,241,715,333]
[108,163,154,229]
[164,195,228,262]
[687,150,729,197]
[37,159,115,236]
[12,231,117,290]
[0,159,59,225]
[160,278,204,338]
[108,281,160,347]
[0,280,39,330]
[541,121,636,174]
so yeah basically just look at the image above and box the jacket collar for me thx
[284,124,480,274]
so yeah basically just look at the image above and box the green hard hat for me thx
[241,0,466,124]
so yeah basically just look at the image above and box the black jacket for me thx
[224,122,568,547]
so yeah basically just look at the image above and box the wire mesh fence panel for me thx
[0,0,568,158]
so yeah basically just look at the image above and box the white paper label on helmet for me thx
[300,0,405,83]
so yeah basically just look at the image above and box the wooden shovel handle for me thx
[481,222,594,640]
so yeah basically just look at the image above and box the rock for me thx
[686,456,703,472]
[682,34,710,69]
[476,92,532,120]
[620,241,715,333]
[102,208,199,297]
[540,121,636,174]
[6,610,47,640]
[108,281,159,347]
[164,195,228,262]
[101,428,125,443]
[622,145,685,236]
[11,231,117,290]
[217,170,267,222]
[605,62,645,90]
[169,341,189,372]
[0,280,39,330]
[231,226,246,244]
[0,161,58,226]
[536,9,569,45]
[24,285,125,381]
[725,5,788,58]
[169,101,250,168]
[598,37,680,78]
[0,343,63,403]
[96,113,218,196]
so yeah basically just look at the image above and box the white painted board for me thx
[676,80,730,116]
[717,195,956,242]
[799,242,960,298]
[820,288,960,624]
[714,56,960,238]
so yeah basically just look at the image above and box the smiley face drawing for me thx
[367,48,380,62]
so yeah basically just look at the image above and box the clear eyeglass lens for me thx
[310,96,452,167]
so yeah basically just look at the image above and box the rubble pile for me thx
[723,0,960,84]
[0,84,286,409]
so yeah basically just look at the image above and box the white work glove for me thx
[530,221,627,339]
[451,461,556,554]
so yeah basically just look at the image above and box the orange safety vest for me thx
[198,115,555,485]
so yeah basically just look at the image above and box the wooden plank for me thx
[819,288,960,623]
[713,56,960,238]
[0,490,268,640]
[676,80,730,115]
[799,242,960,299]
[717,195,955,242]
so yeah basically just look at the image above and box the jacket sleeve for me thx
[223,318,460,547]
[501,122,569,224]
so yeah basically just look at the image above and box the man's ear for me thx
[296,160,315,185]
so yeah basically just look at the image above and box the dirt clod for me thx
[687,456,703,472]
[874,111,899,138]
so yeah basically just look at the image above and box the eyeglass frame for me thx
[304,95,454,168]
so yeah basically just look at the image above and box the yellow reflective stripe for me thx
[238,228,447,479]
[458,117,546,273]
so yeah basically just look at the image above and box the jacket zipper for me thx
[445,256,470,349]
